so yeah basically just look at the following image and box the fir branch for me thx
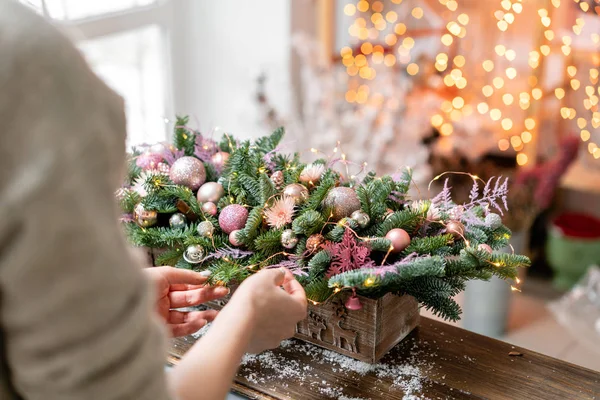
[254,229,283,254]
[155,248,184,266]
[292,210,325,236]
[305,278,334,303]
[377,209,421,236]
[403,234,454,256]
[173,115,196,156]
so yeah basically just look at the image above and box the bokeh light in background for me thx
[339,0,600,165]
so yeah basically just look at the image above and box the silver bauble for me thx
[169,213,187,229]
[169,156,206,190]
[485,213,503,229]
[323,187,361,220]
[183,245,204,264]
[197,182,225,203]
[133,203,158,228]
[281,229,299,249]
[283,183,309,205]
[197,220,215,237]
[350,210,370,228]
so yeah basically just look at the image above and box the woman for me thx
[0,2,307,399]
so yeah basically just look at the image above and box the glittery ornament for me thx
[323,187,361,220]
[136,152,164,170]
[201,202,218,216]
[270,170,284,189]
[197,221,215,237]
[446,220,465,239]
[156,162,170,174]
[478,243,493,254]
[133,203,157,228]
[306,233,325,253]
[281,229,298,249]
[219,204,248,234]
[229,230,243,246]
[183,245,204,264]
[350,210,370,228]
[283,183,309,205]
[299,163,325,185]
[169,156,206,190]
[211,151,230,169]
[384,208,394,220]
[197,182,225,203]
[485,213,503,229]
[385,228,411,253]
[169,213,187,229]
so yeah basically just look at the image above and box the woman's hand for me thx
[224,268,308,354]
[145,267,229,337]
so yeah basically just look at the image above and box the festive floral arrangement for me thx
[118,116,530,321]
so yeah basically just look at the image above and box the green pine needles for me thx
[119,118,530,321]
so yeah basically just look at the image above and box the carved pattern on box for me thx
[204,291,419,363]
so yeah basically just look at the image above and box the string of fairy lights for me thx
[339,0,600,164]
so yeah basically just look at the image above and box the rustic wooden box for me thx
[205,292,419,364]
[295,293,419,363]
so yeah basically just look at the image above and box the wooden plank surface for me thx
[168,318,600,399]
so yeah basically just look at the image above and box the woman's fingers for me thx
[168,286,230,307]
[168,309,218,337]
[157,266,209,286]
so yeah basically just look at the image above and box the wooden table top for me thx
[167,318,600,399]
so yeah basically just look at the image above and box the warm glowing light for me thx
[344,4,356,16]
[441,100,453,113]
[372,52,384,64]
[477,102,489,114]
[452,96,465,109]
[493,77,505,89]
[571,79,580,90]
[482,85,494,97]
[357,0,369,12]
[450,109,462,122]
[532,88,543,100]
[555,88,565,99]
[498,139,510,151]
[521,131,532,143]
[581,130,591,141]
[502,118,513,131]
[458,13,469,25]
[513,3,523,13]
[567,65,577,77]
[386,11,398,23]
[528,76,538,87]
[483,60,494,72]
[490,109,502,121]
[383,54,396,66]
[431,114,444,127]
[372,1,384,12]
[454,55,466,68]
[505,49,516,61]
[578,118,587,129]
[511,136,522,148]
[495,45,506,56]
[355,54,367,67]
[503,94,514,105]
[412,7,424,19]
[455,78,467,89]
[441,34,454,46]
[498,20,508,31]
[524,118,536,130]
[506,68,517,79]
[540,45,550,56]
[407,63,419,75]
[345,90,357,103]
[402,37,415,49]
[516,153,528,166]
[446,0,458,11]
[440,123,454,136]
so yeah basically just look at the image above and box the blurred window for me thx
[18,0,172,148]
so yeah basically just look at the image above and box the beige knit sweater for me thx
[0,2,173,399]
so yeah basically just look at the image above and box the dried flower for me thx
[264,197,296,229]
[299,163,325,184]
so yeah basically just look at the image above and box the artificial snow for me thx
[192,325,431,399]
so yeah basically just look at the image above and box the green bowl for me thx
[546,213,600,290]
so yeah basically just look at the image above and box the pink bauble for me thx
[201,201,218,216]
[197,182,225,203]
[219,204,248,234]
[169,156,206,190]
[478,243,493,254]
[385,228,411,253]
[136,152,163,170]
[229,230,243,246]
[211,151,230,168]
